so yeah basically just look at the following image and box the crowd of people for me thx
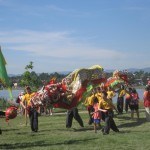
[83,82,150,134]
[0,81,150,135]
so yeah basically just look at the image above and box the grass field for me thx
[0,109,150,150]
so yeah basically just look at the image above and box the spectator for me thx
[130,88,139,120]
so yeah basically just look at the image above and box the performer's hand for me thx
[103,109,108,113]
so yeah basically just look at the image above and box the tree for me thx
[20,62,41,90]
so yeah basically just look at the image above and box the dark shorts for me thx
[130,104,139,110]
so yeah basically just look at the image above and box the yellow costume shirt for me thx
[107,91,115,99]
[95,93,103,102]
[22,93,35,106]
[99,98,114,110]
[118,90,126,97]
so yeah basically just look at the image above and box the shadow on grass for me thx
[0,138,98,149]
[2,128,19,132]
[117,118,146,128]
[71,127,94,132]
[39,126,94,133]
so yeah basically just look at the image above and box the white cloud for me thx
[0,29,122,60]
[1,29,148,74]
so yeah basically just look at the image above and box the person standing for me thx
[91,97,101,133]
[16,92,25,115]
[116,85,126,114]
[130,88,140,120]
[143,85,150,121]
[125,88,132,113]
[20,86,38,132]
[66,107,84,128]
[84,93,95,125]
[107,87,116,101]
[98,90,119,135]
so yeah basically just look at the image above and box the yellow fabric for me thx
[22,92,35,106]
[107,91,115,99]
[95,93,103,102]
[88,95,95,105]
[99,98,114,110]
[84,96,91,106]
[73,65,103,81]
[84,94,96,106]
[84,93,102,106]
[118,89,126,97]
[125,93,130,99]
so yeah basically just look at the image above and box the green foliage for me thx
[8,64,150,89]
[25,61,33,70]
[20,62,42,90]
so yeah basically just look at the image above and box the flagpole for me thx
[25,101,28,126]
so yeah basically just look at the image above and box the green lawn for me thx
[0,109,150,150]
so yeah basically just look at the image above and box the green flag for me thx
[0,47,13,99]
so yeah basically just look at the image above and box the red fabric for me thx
[93,103,101,119]
[53,87,86,109]
[143,91,150,107]
[119,74,128,83]
[45,78,106,110]
[125,93,131,100]
[5,106,18,121]
[91,78,106,84]
[131,93,139,100]
[49,79,56,84]
[104,78,116,87]
[87,105,93,111]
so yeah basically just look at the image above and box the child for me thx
[130,88,139,120]
[92,97,101,133]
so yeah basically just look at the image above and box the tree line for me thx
[1,62,150,90]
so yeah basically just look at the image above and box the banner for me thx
[0,47,13,99]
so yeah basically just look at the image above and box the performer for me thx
[20,86,38,132]
[66,107,84,128]
[130,88,140,120]
[98,90,119,135]
[116,85,126,114]
[84,93,94,125]
[107,87,116,101]
[125,88,132,113]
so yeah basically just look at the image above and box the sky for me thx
[0,0,150,74]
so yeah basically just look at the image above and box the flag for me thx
[0,47,13,99]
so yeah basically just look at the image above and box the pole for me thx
[25,100,27,126]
